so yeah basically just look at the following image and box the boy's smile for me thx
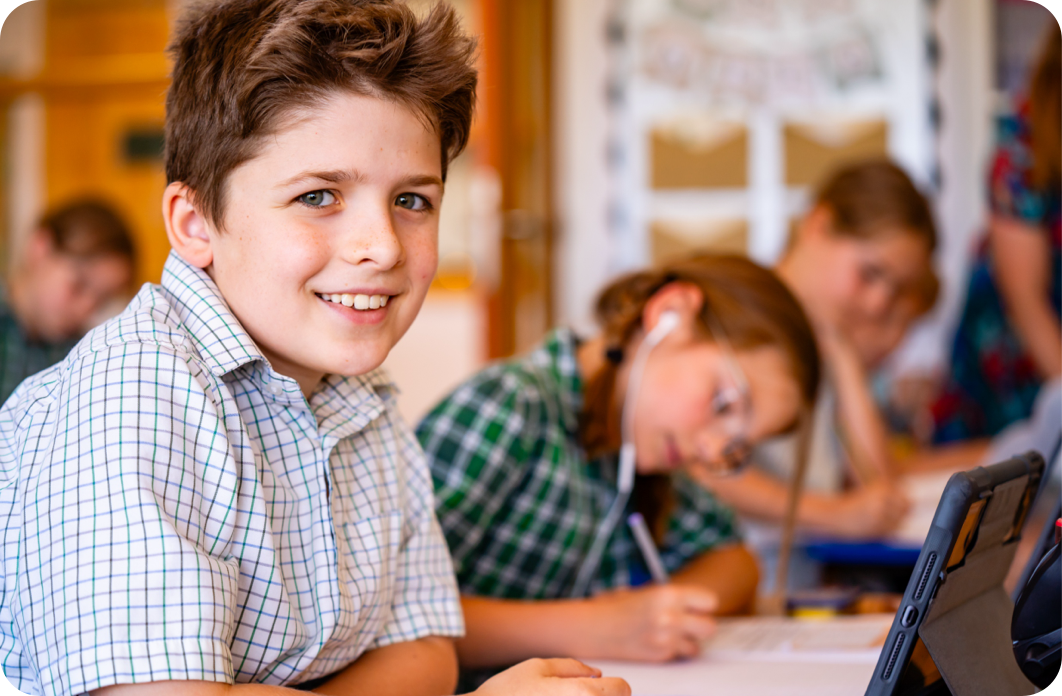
[167,92,443,397]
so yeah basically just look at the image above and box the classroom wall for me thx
[888,0,995,376]
[552,0,1004,377]
[0,1,44,271]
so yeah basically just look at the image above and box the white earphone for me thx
[643,310,680,348]
[570,310,679,597]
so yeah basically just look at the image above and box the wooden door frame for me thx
[477,0,554,358]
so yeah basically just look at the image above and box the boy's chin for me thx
[322,343,393,378]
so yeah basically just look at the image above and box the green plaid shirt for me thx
[417,328,739,600]
[0,285,76,406]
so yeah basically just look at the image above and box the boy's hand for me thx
[586,584,718,662]
[470,658,630,696]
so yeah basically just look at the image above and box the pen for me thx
[628,512,669,584]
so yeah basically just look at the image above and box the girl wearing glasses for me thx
[416,255,819,686]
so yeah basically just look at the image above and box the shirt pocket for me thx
[332,510,403,642]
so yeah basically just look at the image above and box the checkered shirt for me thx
[417,328,739,600]
[0,252,463,696]
[0,286,76,405]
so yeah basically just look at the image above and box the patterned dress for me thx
[932,105,1062,443]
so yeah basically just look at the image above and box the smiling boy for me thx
[0,2,628,696]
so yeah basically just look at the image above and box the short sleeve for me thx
[370,407,464,647]
[988,112,1050,228]
[659,472,741,573]
[416,369,538,590]
[0,345,242,696]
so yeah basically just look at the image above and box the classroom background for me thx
[0,0,1050,424]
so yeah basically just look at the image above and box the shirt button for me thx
[267,383,284,397]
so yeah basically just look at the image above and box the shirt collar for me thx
[312,368,395,441]
[528,327,584,436]
[160,250,265,378]
[161,251,398,434]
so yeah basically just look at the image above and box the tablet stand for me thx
[916,476,1037,696]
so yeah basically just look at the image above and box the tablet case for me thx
[866,452,1044,696]
[917,473,1037,695]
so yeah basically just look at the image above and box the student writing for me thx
[417,254,821,686]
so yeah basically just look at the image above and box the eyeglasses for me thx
[701,312,753,475]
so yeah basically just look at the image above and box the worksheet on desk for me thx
[704,614,892,663]
[589,615,893,695]
[591,658,880,696]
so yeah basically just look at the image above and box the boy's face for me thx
[203,92,442,391]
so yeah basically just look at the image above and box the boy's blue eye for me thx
[395,193,430,211]
[298,190,336,207]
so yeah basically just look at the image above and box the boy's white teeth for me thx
[322,293,390,310]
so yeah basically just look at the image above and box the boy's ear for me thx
[163,182,213,269]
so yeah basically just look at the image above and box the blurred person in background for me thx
[932,26,1061,443]
[852,267,943,446]
[418,254,819,687]
[849,266,939,375]
[2,200,135,403]
[705,160,936,544]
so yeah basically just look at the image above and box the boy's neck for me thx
[258,343,324,401]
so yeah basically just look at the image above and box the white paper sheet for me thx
[703,614,892,663]
[890,471,953,546]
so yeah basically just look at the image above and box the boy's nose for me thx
[344,206,403,270]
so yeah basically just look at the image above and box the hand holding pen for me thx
[568,512,718,662]
[584,581,720,662]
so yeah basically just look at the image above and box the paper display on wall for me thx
[784,118,889,187]
[650,116,747,189]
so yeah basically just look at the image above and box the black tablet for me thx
[865,451,1045,696]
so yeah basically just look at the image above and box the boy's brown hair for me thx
[165,0,478,229]
[39,199,135,264]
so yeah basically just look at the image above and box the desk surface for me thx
[590,657,876,696]
[590,615,892,696]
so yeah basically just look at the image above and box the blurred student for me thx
[2,200,134,402]
[932,27,1061,443]
[705,161,936,540]
[418,255,820,684]
[849,268,939,373]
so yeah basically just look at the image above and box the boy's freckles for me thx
[204,91,442,396]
